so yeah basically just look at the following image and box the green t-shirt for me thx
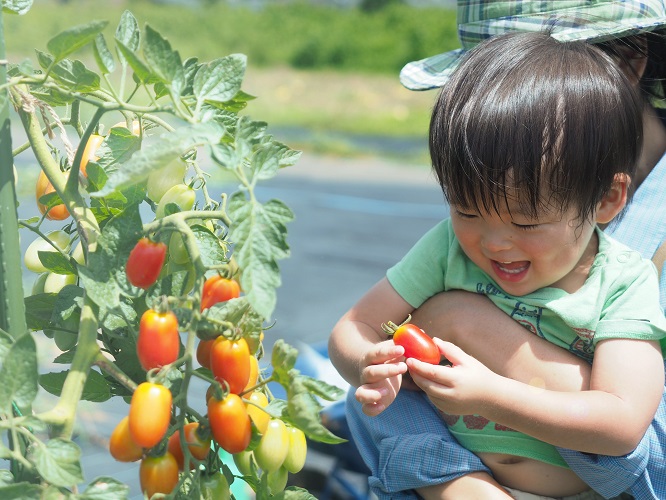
[387,219,666,467]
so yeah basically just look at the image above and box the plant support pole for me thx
[0,8,28,340]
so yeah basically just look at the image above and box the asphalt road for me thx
[25,151,449,498]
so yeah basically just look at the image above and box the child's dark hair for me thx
[430,32,644,223]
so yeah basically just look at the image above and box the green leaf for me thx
[2,0,32,15]
[0,484,42,499]
[46,20,108,62]
[115,10,140,54]
[251,142,281,182]
[271,340,298,375]
[39,369,111,403]
[193,54,246,106]
[38,250,75,275]
[143,24,185,99]
[94,127,142,170]
[93,33,115,74]
[0,333,38,414]
[24,293,57,331]
[35,51,100,92]
[30,438,83,487]
[91,123,224,197]
[300,375,346,401]
[81,477,130,500]
[287,377,346,445]
[228,193,293,320]
[115,40,155,85]
[192,224,228,267]
[273,488,318,500]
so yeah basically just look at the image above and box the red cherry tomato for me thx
[126,238,166,289]
[109,416,143,462]
[196,338,216,369]
[137,309,180,371]
[392,323,440,365]
[210,337,250,394]
[207,393,251,454]
[139,452,179,498]
[128,382,172,448]
[200,276,240,311]
[167,422,211,470]
[36,170,70,221]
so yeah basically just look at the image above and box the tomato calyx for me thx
[380,314,414,338]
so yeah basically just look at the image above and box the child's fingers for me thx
[363,340,404,366]
[432,338,468,366]
[361,360,407,384]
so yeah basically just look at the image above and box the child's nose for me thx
[481,232,512,253]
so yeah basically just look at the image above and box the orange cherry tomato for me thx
[207,393,251,454]
[126,238,167,289]
[244,391,270,434]
[137,309,180,371]
[129,382,172,449]
[36,170,70,221]
[167,422,211,470]
[79,134,104,176]
[244,355,259,392]
[139,452,179,498]
[109,416,143,462]
[200,276,240,311]
[210,337,250,395]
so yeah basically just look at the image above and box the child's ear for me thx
[596,173,630,224]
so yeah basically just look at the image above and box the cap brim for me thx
[400,48,468,91]
[401,17,666,91]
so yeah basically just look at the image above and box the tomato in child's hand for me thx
[392,323,440,364]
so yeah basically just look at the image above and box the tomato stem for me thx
[380,314,412,337]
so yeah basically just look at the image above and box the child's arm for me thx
[329,277,413,415]
[409,337,664,456]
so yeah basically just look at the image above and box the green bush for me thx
[5,0,458,75]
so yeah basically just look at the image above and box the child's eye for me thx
[454,209,477,219]
[513,222,539,231]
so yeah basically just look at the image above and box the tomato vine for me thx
[0,2,344,499]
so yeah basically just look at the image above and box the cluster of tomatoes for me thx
[111,249,307,497]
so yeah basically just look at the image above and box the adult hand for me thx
[355,339,408,416]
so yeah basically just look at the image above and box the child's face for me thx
[450,195,598,296]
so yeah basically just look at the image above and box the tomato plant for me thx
[207,393,252,454]
[139,452,179,498]
[109,416,144,463]
[210,336,251,394]
[137,309,180,371]
[125,238,167,289]
[128,382,172,448]
[1,4,347,498]
[383,317,440,364]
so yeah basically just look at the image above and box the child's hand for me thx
[355,339,408,416]
[407,338,499,416]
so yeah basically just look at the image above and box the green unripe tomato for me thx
[266,467,289,495]
[71,241,85,266]
[283,426,307,473]
[24,230,70,273]
[201,471,231,500]
[155,184,195,219]
[44,273,76,294]
[254,419,289,473]
[31,273,49,295]
[146,158,187,203]
[168,232,189,265]
[233,450,254,477]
